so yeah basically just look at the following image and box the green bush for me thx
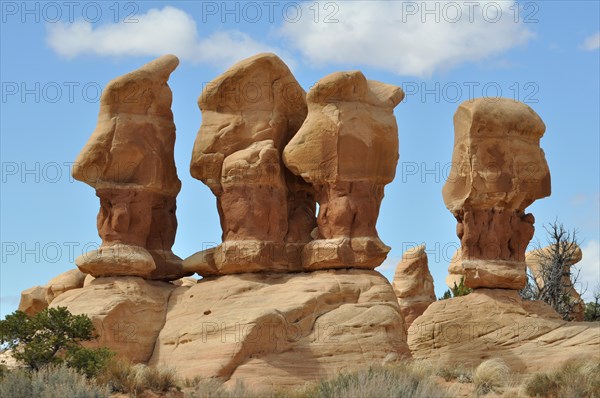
[65,345,114,378]
[439,277,472,300]
[0,307,113,376]
[0,364,110,398]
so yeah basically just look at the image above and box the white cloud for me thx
[46,6,280,68]
[581,32,600,51]
[575,240,600,302]
[279,1,534,77]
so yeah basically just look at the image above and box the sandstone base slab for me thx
[408,289,600,373]
[461,260,527,290]
[149,269,410,390]
[302,237,390,270]
[183,241,304,276]
[50,277,176,363]
[76,244,156,278]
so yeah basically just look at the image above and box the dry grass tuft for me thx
[473,358,509,396]
[523,359,600,398]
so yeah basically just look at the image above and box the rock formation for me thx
[71,55,187,281]
[18,269,86,315]
[408,289,600,372]
[408,98,599,375]
[50,277,175,363]
[149,269,410,389]
[442,98,551,289]
[526,244,585,321]
[185,53,315,276]
[445,248,464,289]
[392,245,436,328]
[283,71,404,270]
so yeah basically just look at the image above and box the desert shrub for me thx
[439,277,472,300]
[435,364,473,383]
[99,360,180,395]
[140,364,179,393]
[0,364,110,398]
[524,359,600,398]
[0,368,32,397]
[184,378,259,398]
[303,363,451,398]
[472,358,509,396]
[0,307,113,376]
[65,345,114,378]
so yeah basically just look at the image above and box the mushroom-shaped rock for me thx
[186,53,316,276]
[72,55,188,281]
[392,245,436,328]
[442,98,551,289]
[283,71,403,269]
[526,244,585,321]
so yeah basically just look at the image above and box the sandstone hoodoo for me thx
[409,98,599,375]
[71,55,187,281]
[283,71,404,270]
[185,53,316,276]
[526,244,585,321]
[16,54,598,392]
[442,98,551,290]
[392,245,436,328]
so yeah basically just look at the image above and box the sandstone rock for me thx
[188,53,315,275]
[283,71,403,269]
[18,269,87,315]
[392,245,436,328]
[526,244,585,321]
[72,55,187,281]
[442,98,551,289]
[46,268,87,301]
[50,277,176,363]
[408,289,600,373]
[18,286,49,316]
[72,55,181,195]
[445,248,464,289]
[149,269,410,389]
[171,277,198,287]
[76,243,156,278]
[84,274,95,287]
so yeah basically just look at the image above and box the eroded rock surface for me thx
[392,245,436,328]
[50,277,176,363]
[283,71,403,269]
[72,55,186,281]
[442,98,551,289]
[150,269,410,389]
[18,269,87,315]
[408,289,600,372]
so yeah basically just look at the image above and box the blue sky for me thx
[1,1,599,318]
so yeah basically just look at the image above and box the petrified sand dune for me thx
[149,269,410,389]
